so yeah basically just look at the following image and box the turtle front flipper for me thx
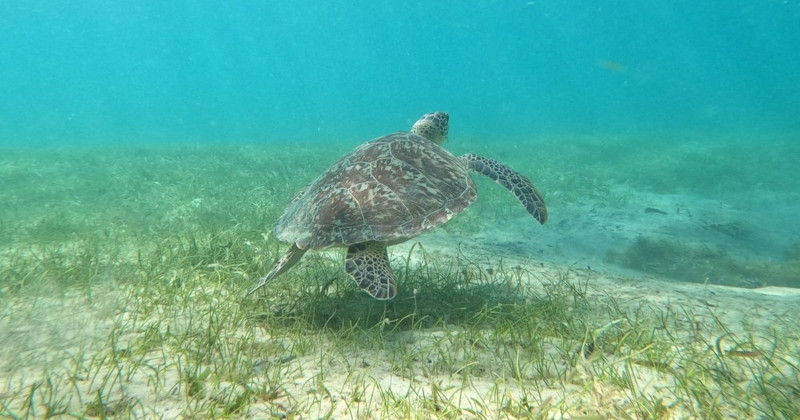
[246,244,307,297]
[345,241,397,300]
[462,154,548,224]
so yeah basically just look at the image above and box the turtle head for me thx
[411,112,449,145]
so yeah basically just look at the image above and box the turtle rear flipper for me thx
[462,154,548,224]
[345,241,397,300]
[246,244,307,296]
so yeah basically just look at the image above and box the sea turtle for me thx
[246,112,547,300]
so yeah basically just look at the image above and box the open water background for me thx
[1,1,798,146]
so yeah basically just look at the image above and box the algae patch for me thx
[607,237,800,288]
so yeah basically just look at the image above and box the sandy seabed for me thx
[1,135,799,418]
[1,242,798,418]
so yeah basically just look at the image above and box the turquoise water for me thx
[3,4,800,417]
[2,1,798,146]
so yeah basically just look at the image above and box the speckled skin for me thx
[345,242,396,299]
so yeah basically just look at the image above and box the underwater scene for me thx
[1,1,799,419]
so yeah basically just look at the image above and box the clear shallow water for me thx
[1,1,798,146]
[1,4,800,413]
[0,1,800,292]
[1,2,799,288]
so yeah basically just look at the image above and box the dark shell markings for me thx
[247,112,547,300]
[275,133,477,250]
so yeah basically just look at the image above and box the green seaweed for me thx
[1,137,799,418]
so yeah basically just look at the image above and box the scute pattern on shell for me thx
[275,132,477,249]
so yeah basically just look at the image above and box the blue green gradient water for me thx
[2,1,798,146]
[2,4,800,416]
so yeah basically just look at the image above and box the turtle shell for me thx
[275,132,477,249]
